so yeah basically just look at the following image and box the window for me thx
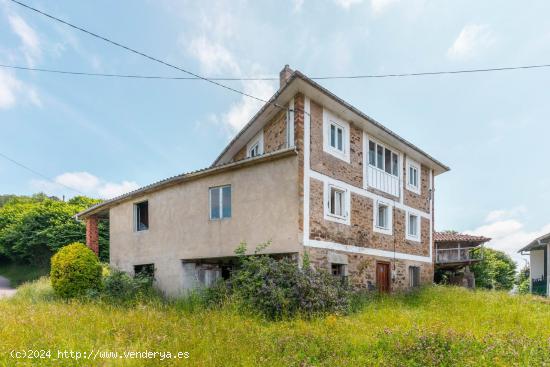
[323,109,350,162]
[409,266,420,287]
[329,186,346,218]
[246,132,263,158]
[209,185,231,220]
[406,212,421,241]
[330,123,344,152]
[134,201,149,231]
[406,159,421,194]
[324,183,350,225]
[374,201,393,235]
[368,140,399,177]
[331,263,347,277]
[377,204,389,229]
[248,142,260,158]
[134,263,154,280]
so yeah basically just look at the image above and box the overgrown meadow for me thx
[1,279,549,367]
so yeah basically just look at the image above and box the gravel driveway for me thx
[0,276,16,298]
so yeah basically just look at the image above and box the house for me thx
[77,65,450,296]
[433,232,490,288]
[519,233,549,296]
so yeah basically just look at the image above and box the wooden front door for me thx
[376,262,390,293]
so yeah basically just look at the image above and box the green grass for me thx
[0,262,49,287]
[0,279,549,366]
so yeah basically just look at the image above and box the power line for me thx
[2,62,550,82]
[9,0,278,106]
[0,152,86,195]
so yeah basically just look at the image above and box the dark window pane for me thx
[392,153,398,176]
[337,128,343,151]
[134,264,154,279]
[376,145,384,169]
[330,124,336,148]
[384,149,392,174]
[369,141,376,165]
[210,188,220,219]
[136,201,148,231]
[222,186,231,218]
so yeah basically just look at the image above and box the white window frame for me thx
[209,185,232,220]
[246,131,264,158]
[323,181,350,225]
[373,200,393,235]
[406,211,421,242]
[322,108,350,163]
[406,158,421,195]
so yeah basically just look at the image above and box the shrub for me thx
[102,268,155,303]
[50,242,102,298]
[224,243,351,319]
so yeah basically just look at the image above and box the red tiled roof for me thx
[433,232,491,243]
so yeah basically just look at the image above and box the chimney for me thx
[279,64,293,89]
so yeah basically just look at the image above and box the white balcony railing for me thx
[367,166,400,197]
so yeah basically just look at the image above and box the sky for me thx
[1,0,550,265]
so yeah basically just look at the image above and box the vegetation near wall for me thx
[0,193,108,266]
[2,280,549,366]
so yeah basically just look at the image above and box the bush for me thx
[222,243,351,319]
[102,268,155,303]
[50,242,102,298]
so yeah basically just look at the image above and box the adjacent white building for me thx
[519,233,549,297]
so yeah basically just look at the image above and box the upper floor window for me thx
[246,131,264,158]
[134,201,149,231]
[209,185,231,220]
[329,186,346,218]
[368,140,398,176]
[323,109,350,162]
[373,200,393,235]
[406,212,421,241]
[406,158,421,194]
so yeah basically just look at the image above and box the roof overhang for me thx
[518,232,550,253]
[213,71,450,176]
[76,148,297,220]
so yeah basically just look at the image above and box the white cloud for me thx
[32,172,139,199]
[447,24,495,60]
[292,0,305,12]
[0,70,42,109]
[8,14,41,66]
[466,209,550,265]
[484,206,527,223]
[371,0,399,14]
[187,37,240,76]
[334,0,363,9]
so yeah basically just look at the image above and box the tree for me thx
[516,265,530,294]
[470,247,517,290]
[0,194,108,265]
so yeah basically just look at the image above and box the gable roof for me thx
[518,232,550,253]
[434,232,491,244]
[212,70,450,175]
[76,148,296,220]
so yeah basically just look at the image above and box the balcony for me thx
[435,247,481,266]
[366,166,400,197]
[532,276,547,297]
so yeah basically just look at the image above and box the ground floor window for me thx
[409,266,420,287]
[134,263,154,279]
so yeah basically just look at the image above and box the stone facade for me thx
[403,161,431,213]
[263,110,287,154]
[309,101,363,188]
[309,178,430,257]
[307,247,433,291]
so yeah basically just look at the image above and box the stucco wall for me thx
[531,249,546,279]
[109,155,300,296]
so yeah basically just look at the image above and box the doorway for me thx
[376,261,391,293]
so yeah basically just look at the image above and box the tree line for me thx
[0,194,108,265]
